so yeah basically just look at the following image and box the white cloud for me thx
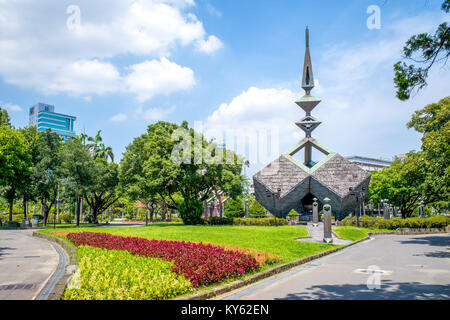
[125,58,195,102]
[0,0,221,97]
[136,105,176,121]
[196,35,223,53]
[1,102,22,112]
[109,113,128,122]
[43,60,122,95]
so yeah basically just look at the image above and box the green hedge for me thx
[202,216,234,225]
[233,217,288,226]
[339,215,450,230]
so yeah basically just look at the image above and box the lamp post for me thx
[55,197,62,229]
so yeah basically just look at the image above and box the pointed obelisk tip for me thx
[301,26,314,95]
[305,27,309,47]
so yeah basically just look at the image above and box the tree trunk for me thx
[42,199,48,227]
[23,198,28,218]
[161,202,167,220]
[9,199,14,223]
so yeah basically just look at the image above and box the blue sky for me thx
[1,0,449,177]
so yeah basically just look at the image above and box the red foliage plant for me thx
[67,232,259,286]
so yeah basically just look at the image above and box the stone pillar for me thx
[312,197,319,224]
[323,197,333,243]
[383,202,390,219]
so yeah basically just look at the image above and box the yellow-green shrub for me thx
[63,246,193,300]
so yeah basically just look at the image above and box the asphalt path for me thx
[219,234,450,300]
[0,229,59,300]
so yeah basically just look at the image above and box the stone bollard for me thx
[312,197,319,224]
[323,197,333,243]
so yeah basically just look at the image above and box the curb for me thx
[368,227,449,236]
[32,232,78,300]
[175,236,370,300]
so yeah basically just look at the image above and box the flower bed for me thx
[208,243,282,265]
[63,246,193,300]
[66,232,259,286]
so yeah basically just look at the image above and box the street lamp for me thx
[55,197,63,229]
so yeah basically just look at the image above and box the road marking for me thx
[353,268,393,275]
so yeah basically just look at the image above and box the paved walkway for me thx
[219,234,450,300]
[297,222,352,245]
[0,229,59,300]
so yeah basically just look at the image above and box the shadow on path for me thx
[276,280,450,300]
[0,247,16,260]
[397,235,450,248]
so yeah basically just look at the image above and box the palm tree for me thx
[86,130,114,162]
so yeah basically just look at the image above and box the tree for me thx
[60,138,96,226]
[393,1,450,100]
[17,125,40,217]
[87,130,114,162]
[249,199,266,217]
[0,124,32,222]
[32,129,63,225]
[0,107,11,127]
[407,96,450,203]
[83,158,121,223]
[120,121,246,225]
[224,198,245,218]
[368,152,426,218]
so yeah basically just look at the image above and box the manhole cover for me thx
[0,283,36,290]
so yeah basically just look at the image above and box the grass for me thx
[39,223,338,264]
[333,226,393,241]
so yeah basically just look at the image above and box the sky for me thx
[1,0,449,178]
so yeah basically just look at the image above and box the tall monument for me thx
[253,28,371,220]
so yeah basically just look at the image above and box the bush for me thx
[233,217,288,226]
[340,215,450,230]
[288,209,299,217]
[12,214,24,222]
[203,216,233,225]
[59,213,71,223]
[224,198,245,218]
[249,199,266,217]
[178,199,204,225]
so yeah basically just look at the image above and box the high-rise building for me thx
[29,103,76,140]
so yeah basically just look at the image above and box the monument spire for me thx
[301,27,314,95]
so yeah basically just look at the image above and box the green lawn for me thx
[333,226,393,241]
[39,223,338,263]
